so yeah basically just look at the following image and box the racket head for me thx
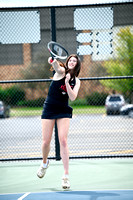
[47,41,68,60]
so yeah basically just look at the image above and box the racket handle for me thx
[48,57,54,64]
[50,58,54,63]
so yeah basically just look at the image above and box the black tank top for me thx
[45,77,76,106]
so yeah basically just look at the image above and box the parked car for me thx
[120,104,133,118]
[0,101,10,118]
[105,94,125,115]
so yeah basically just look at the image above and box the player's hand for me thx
[65,73,71,84]
[48,57,55,64]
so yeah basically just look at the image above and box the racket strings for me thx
[48,42,68,59]
[53,45,63,56]
[51,44,66,57]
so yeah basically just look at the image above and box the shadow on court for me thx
[0,159,133,199]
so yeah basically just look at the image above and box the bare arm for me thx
[48,57,65,74]
[65,74,80,101]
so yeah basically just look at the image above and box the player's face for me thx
[67,57,77,70]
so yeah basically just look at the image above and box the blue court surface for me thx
[0,190,133,200]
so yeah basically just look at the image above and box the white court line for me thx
[18,192,30,200]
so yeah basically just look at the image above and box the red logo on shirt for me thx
[60,84,74,95]
[60,85,67,92]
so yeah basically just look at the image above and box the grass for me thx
[10,105,105,117]
[73,105,105,115]
[11,107,42,117]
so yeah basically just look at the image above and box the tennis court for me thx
[0,1,133,200]
[0,159,133,199]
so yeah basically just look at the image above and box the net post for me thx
[55,121,61,160]
[51,7,56,42]
[51,7,61,161]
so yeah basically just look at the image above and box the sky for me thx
[0,0,132,8]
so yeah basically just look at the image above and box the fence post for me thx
[51,7,61,161]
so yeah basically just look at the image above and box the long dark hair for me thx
[65,54,81,78]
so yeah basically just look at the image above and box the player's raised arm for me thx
[48,57,65,74]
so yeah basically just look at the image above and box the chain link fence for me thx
[0,2,133,161]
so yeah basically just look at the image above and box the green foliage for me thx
[100,27,133,102]
[86,92,108,106]
[69,98,88,106]
[0,87,6,102]
[69,94,108,107]
[18,98,45,107]
[0,86,25,106]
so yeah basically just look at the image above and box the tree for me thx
[101,27,133,103]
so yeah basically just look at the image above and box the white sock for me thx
[63,174,69,179]
[41,160,49,168]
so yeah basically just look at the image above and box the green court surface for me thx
[0,158,133,199]
[0,159,133,200]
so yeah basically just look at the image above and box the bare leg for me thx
[57,118,70,175]
[41,119,55,163]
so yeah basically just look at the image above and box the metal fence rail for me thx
[0,2,133,161]
[0,75,133,84]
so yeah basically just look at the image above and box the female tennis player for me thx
[37,54,81,189]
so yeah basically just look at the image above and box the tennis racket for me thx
[47,41,68,60]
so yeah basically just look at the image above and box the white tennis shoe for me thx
[37,160,49,178]
[62,177,70,189]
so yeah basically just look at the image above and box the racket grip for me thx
[49,57,54,63]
